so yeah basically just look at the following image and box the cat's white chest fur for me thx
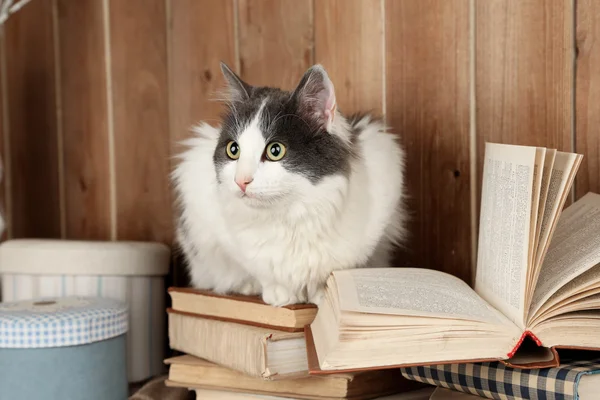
[222,174,372,304]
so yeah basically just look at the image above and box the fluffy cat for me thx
[172,63,407,306]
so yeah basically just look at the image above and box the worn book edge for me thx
[166,307,306,333]
[168,287,317,310]
[164,380,415,400]
[167,308,303,341]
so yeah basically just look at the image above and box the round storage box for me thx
[0,239,171,383]
[0,296,128,400]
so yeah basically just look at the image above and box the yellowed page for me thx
[530,310,600,349]
[532,264,600,323]
[334,268,517,329]
[533,149,557,258]
[528,192,600,325]
[528,153,582,310]
[474,143,537,328]
[533,152,582,274]
[526,148,547,290]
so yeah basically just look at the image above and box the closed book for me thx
[168,287,317,332]
[165,354,419,400]
[189,389,435,400]
[167,311,307,380]
[191,389,287,399]
[400,357,600,400]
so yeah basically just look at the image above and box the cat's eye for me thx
[226,141,240,160]
[265,142,286,161]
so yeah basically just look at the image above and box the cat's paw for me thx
[262,284,298,307]
[238,279,262,296]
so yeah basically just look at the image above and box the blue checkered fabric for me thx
[0,296,128,348]
[400,359,600,400]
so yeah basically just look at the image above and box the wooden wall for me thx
[1,0,598,286]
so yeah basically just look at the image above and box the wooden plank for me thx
[476,1,573,160]
[168,0,236,286]
[57,0,110,239]
[314,0,383,115]
[385,1,471,283]
[238,0,313,89]
[4,0,61,238]
[168,0,236,143]
[109,0,172,243]
[575,0,600,198]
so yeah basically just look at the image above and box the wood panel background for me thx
[0,0,596,287]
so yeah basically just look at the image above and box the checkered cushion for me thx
[0,296,128,348]
[401,359,600,400]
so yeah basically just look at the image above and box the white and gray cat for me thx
[172,63,407,306]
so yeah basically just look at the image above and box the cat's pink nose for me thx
[235,177,253,193]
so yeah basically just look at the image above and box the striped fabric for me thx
[0,274,165,383]
[400,359,600,400]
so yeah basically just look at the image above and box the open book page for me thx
[540,293,600,319]
[528,150,556,288]
[533,150,557,261]
[526,148,547,291]
[474,143,536,328]
[528,193,600,323]
[333,268,517,328]
[531,264,600,324]
[530,152,582,295]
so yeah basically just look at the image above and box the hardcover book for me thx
[188,390,435,400]
[164,354,419,400]
[168,311,308,380]
[168,287,317,332]
[401,356,600,400]
[306,143,600,373]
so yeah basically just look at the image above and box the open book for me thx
[306,143,600,373]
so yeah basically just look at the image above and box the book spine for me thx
[400,363,577,400]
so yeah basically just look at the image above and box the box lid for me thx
[0,239,170,276]
[0,296,128,348]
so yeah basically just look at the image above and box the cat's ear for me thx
[220,62,251,101]
[292,65,337,132]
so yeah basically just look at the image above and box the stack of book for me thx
[163,288,422,399]
[163,142,600,400]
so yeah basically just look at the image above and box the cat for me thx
[172,62,407,306]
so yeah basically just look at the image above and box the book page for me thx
[526,148,547,290]
[474,143,536,328]
[527,151,575,308]
[532,152,581,278]
[533,149,557,260]
[532,264,600,321]
[529,193,600,323]
[334,268,516,328]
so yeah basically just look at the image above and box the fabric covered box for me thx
[0,296,128,400]
[0,239,171,383]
